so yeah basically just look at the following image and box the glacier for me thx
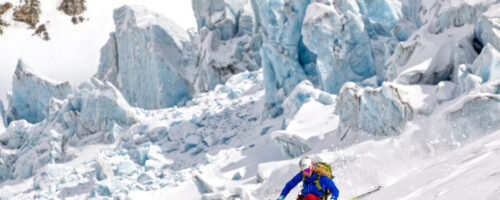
[255,0,406,117]
[1,0,500,199]
[192,0,262,92]
[6,60,72,125]
[96,5,195,110]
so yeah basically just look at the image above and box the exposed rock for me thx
[58,0,86,16]
[13,0,41,28]
[33,24,50,40]
[0,2,12,15]
[0,2,13,34]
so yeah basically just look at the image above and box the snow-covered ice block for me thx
[446,94,500,140]
[33,164,73,190]
[335,82,414,136]
[194,175,214,194]
[8,60,72,124]
[387,26,478,85]
[470,43,500,83]
[455,64,482,95]
[271,131,312,158]
[475,4,500,51]
[71,78,138,134]
[133,143,172,170]
[96,5,195,109]
[283,80,335,119]
[0,123,64,181]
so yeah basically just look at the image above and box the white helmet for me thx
[299,157,313,171]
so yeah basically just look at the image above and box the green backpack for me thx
[301,162,334,200]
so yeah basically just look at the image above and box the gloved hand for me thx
[276,195,285,200]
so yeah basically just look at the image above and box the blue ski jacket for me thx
[280,171,339,200]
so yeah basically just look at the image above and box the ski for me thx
[348,186,382,200]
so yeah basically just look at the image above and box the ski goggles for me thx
[302,168,311,174]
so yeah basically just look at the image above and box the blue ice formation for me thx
[192,0,262,92]
[302,2,376,94]
[253,0,315,117]
[0,120,63,181]
[454,43,500,95]
[254,0,405,117]
[0,100,5,129]
[335,82,414,135]
[475,6,500,51]
[6,60,72,125]
[96,5,195,110]
[470,43,500,83]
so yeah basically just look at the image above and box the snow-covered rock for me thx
[7,60,72,124]
[192,0,262,92]
[96,5,195,110]
[335,82,414,136]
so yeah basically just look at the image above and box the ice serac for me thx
[302,2,375,94]
[335,82,414,136]
[0,100,5,129]
[427,0,498,34]
[96,5,195,110]
[192,0,262,92]
[253,0,314,117]
[7,60,72,124]
[470,43,500,83]
[475,4,500,52]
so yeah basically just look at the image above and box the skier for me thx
[277,157,339,200]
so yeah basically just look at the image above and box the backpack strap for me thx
[301,173,326,197]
